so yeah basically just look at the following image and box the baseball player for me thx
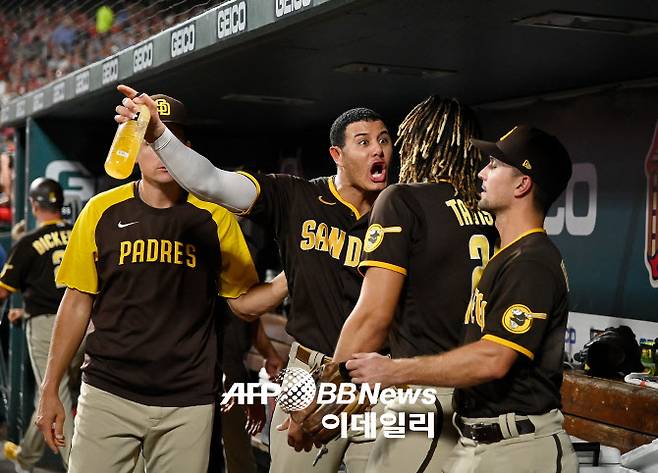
[347,125,578,473]
[330,96,498,472]
[113,84,393,472]
[0,177,81,473]
[35,95,260,473]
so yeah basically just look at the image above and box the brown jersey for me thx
[0,220,73,316]
[239,172,368,355]
[455,229,570,417]
[359,182,498,357]
[57,182,258,407]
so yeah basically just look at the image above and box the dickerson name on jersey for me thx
[118,239,196,268]
[32,230,72,255]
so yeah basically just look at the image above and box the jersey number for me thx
[469,235,490,293]
[52,250,65,289]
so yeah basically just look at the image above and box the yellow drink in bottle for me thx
[105,104,151,179]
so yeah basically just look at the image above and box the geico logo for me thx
[171,24,195,57]
[16,100,25,117]
[133,43,153,72]
[118,239,197,268]
[53,82,66,103]
[275,0,311,18]
[545,163,597,236]
[217,1,247,39]
[33,92,44,112]
[75,71,90,95]
[102,58,119,84]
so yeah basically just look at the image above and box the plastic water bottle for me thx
[105,104,151,179]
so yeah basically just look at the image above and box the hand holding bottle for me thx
[113,85,166,144]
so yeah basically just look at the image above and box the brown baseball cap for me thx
[471,125,572,203]
[151,94,187,126]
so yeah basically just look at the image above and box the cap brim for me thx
[470,138,505,159]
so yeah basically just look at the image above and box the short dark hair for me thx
[329,108,384,147]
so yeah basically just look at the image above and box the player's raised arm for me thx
[114,84,257,213]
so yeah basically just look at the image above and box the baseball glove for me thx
[290,361,371,444]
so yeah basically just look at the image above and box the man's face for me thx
[477,157,522,212]
[137,142,175,185]
[333,120,393,193]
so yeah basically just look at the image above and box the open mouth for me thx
[369,161,387,183]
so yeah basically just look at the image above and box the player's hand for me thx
[220,380,236,413]
[115,85,166,143]
[264,351,284,380]
[277,415,315,452]
[35,388,66,454]
[244,403,266,436]
[7,308,24,324]
[346,352,398,387]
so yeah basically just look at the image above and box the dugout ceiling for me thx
[2,0,658,133]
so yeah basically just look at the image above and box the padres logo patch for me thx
[364,225,402,253]
[155,98,171,116]
[502,304,547,334]
[364,224,385,253]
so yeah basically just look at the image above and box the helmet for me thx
[29,177,64,211]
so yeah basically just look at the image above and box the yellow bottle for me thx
[105,104,151,179]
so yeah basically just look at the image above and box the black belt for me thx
[456,416,535,444]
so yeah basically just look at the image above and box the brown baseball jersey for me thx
[239,172,368,355]
[0,220,72,316]
[57,182,258,407]
[359,182,498,357]
[455,229,570,417]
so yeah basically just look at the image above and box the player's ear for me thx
[329,146,343,167]
[514,174,533,198]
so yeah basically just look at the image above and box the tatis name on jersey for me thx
[299,219,363,267]
[32,229,72,255]
[118,238,197,268]
[445,198,494,227]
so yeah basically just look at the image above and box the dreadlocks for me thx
[397,96,482,209]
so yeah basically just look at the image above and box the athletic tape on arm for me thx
[152,128,257,212]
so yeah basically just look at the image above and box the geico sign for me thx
[171,24,195,58]
[217,2,247,39]
[33,92,44,112]
[545,163,597,236]
[102,58,119,85]
[75,70,90,95]
[53,82,66,103]
[275,0,311,18]
[133,42,153,73]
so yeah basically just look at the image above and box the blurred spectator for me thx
[96,5,114,34]
[0,0,226,103]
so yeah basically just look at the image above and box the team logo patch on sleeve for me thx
[364,224,402,253]
[502,304,547,334]
[364,224,385,253]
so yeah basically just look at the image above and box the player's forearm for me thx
[228,273,287,321]
[253,319,277,359]
[41,289,92,394]
[333,308,389,362]
[391,340,517,388]
[152,127,257,212]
